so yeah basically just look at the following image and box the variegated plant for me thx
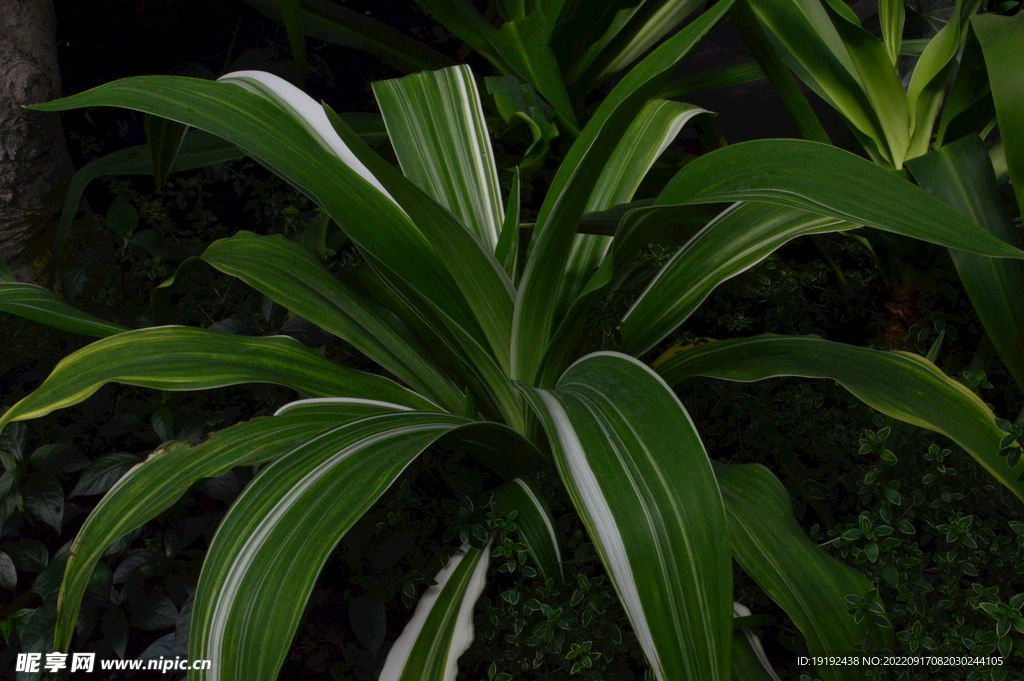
[4,3,1024,679]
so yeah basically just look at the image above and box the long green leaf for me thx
[33,73,478,342]
[379,542,491,681]
[198,231,464,412]
[620,203,855,354]
[731,603,782,681]
[657,335,1024,503]
[52,399,403,652]
[716,462,892,681]
[519,352,732,681]
[0,273,126,338]
[373,65,505,250]
[656,139,1024,259]
[492,477,563,584]
[973,12,1024,214]
[0,327,436,437]
[936,25,993,147]
[513,0,734,383]
[657,61,766,99]
[907,135,1024,394]
[189,411,472,680]
[878,0,905,64]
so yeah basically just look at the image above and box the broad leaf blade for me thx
[657,335,1024,502]
[0,326,436,433]
[53,400,403,652]
[275,0,309,83]
[519,352,732,681]
[379,543,491,681]
[657,139,1024,259]
[373,65,505,250]
[716,462,893,681]
[199,231,464,412]
[189,412,471,680]
[973,12,1024,213]
[620,203,855,355]
[907,135,1024,394]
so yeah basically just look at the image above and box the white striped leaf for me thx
[373,65,505,250]
[519,352,732,681]
[555,100,712,319]
[657,335,1024,503]
[0,326,436,437]
[53,399,404,652]
[379,542,491,681]
[620,203,855,355]
[188,411,476,680]
[492,477,563,583]
[513,0,734,383]
[716,462,893,681]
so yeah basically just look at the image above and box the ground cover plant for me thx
[1,1,1023,680]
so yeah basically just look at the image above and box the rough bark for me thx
[0,0,73,276]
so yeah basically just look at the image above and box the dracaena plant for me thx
[741,1,1024,420]
[4,3,1024,679]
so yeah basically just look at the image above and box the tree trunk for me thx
[0,0,72,278]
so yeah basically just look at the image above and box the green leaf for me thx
[275,0,308,84]
[621,203,854,354]
[69,453,139,497]
[656,139,1024,260]
[731,603,782,681]
[715,462,892,681]
[907,135,1024,395]
[0,326,436,434]
[52,399,401,652]
[378,543,491,681]
[492,477,563,584]
[905,0,982,160]
[485,11,579,136]
[513,0,734,383]
[373,65,505,250]
[188,411,474,680]
[0,277,126,338]
[657,61,766,99]
[519,352,732,681]
[878,0,905,64]
[198,231,464,413]
[53,129,243,258]
[973,12,1024,214]
[244,0,455,73]
[657,335,1024,503]
[495,168,521,281]
[23,473,64,531]
[144,115,189,189]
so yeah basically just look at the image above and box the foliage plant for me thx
[2,2,1024,680]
